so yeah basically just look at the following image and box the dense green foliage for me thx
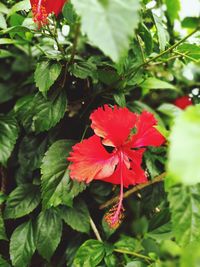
[0,0,200,266]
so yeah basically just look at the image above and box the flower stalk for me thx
[100,172,166,210]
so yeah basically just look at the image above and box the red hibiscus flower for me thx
[173,96,192,110]
[68,105,165,227]
[30,0,66,26]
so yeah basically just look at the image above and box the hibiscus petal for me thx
[31,0,66,25]
[44,0,66,16]
[174,96,192,110]
[101,159,147,188]
[90,105,137,147]
[68,135,118,183]
[125,148,147,185]
[131,111,165,148]
[124,147,145,166]
[101,149,147,187]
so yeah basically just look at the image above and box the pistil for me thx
[104,151,125,228]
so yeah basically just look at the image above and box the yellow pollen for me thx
[104,204,125,229]
[32,0,48,26]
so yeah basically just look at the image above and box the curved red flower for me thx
[90,105,137,147]
[173,96,192,110]
[131,111,165,147]
[30,0,66,26]
[68,105,165,227]
[68,135,119,184]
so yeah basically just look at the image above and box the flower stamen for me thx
[104,203,125,229]
[104,151,125,228]
[32,0,48,26]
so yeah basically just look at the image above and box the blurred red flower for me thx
[68,105,165,227]
[173,96,192,110]
[30,0,66,26]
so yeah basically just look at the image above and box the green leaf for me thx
[65,234,84,266]
[168,184,200,246]
[0,192,7,205]
[62,2,77,24]
[14,92,67,133]
[73,239,105,267]
[0,215,7,241]
[4,184,40,219]
[9,13,24,28]
[34,61,62,95]
[146,222,173,242]
[142,238,160,257]
[125,262,145,267]
[102,218,116,239]
[0,38,20,45]
[182,17,200,29]
[70,60,97,81]
[61,199,90,233]
[157,103,182,119]
[0,114,18,166]
[104,253,118,267]
[0,26,30,35]
[18,135,48,173]
[0,13,7,29]
[165,0,180,24]
[138,23,153,55]
[132,216,148,236]
[41,140,86,208]
[166,105,200,187]
[160,240,181,257]
[0,3,9,14]
[0,49,13,58]
[35,209,62,261]
[0,255,11,267]
[114,93,126,107]
[8,0,31,17]
[140,77,177,95]
[97,69,119,85]
[0,83,15,103]
[10,221,36,267]
[114,235,142,252]
[177,43,200,62]
[181,242,200,267]
[89,181,113,204]
[153,13,169,51]
[144,148,165,178]
[71,0,141,62]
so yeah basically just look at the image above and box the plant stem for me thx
[99,172,166,210]
[46,24,65,57]
[173,51,199,63]
[114,248,152,263]
[129,27,199,78]
[144,28,199,65]
[146,55,181,67]
[35,44,46,55]
[136,34,146,63]
[68,23,80,66]
[89,216,102,242]
[102,28,199,95]
[61,23,80,88]
[80,125,89,141]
